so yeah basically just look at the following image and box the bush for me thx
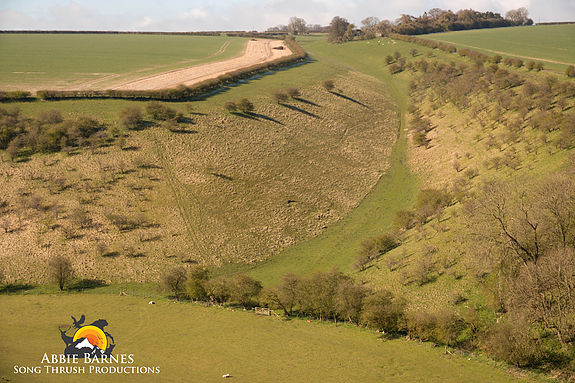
[237,98,254,114]
[360,290,406,333]
[322,80,335,91]
[483,320,547,367]
[49,255,74,291]
[228,274,262,308]
[394,209,417,230]
[272,90,288,104]
[186,266,210,301]
[415,188,452,222]
[119,106,144,130]
[161,266,188,301]
[355,233,399,270]
[566,65,575,78]
[224,101,237,113]
[146,101,178,121]
[286,88,301,98]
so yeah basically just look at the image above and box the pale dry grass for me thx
[0,71,397,283]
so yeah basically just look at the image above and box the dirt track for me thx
[112,39,291,91]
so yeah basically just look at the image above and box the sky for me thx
[0,0,574,31]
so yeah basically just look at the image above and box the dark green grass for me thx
[424,25,575,72]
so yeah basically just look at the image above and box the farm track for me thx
[112,39,291,91]
[73,40,234,91]
[151,132,209,263]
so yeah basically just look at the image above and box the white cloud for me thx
[0,0,573,31]
[178,8,208,20]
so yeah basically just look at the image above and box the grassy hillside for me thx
[423,24,575,72]
[0,34,247,90]
[0,49,399,283]
[0,294,539,383]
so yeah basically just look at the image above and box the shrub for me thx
[161,266,188,301]
[146,101,178,121]
[483,320,547,367]
[286,88,301,98]
[49,255,74,291]
[360,290,407,333]
[37,110,63,124]
[355,233,400,270]
[186,266,210,301]
[566,65,575,78]
[119,106,144,130]
[534,62,544,72]
[322,80,335,91]
[237,98,254,114]
[228,274,262,308]
[415,188,452,222]
[224,101,237,113]
[272,90,288,104]
[394,209,417,231]
[525,61,535,71]
[385,55,394,65]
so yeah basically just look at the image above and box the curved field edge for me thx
[218,37,420,286]
[0,295,537,383]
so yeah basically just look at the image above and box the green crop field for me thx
[423,24,575,72]
[0,34,247,90]
[0,295,536,383]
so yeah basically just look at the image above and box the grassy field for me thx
[0,36,400,283]
[424,24,575,72]
[0,294,540,383]
[0,34,247,90]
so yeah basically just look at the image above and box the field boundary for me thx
[0,37,307,102]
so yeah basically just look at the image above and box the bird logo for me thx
[59,315,115,358]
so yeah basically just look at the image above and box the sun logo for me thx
[59,315,115,358]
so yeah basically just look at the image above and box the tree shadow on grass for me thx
[281,103,320,119]
[170,128,198,134]
[0,283,34,294]
[209,172,233,181]
[329,91,369,108]
[247,112,284,125]
[67,279,108,291]
[233,111,284,125]
[293,97,320,107]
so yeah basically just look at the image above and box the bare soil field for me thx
[112,39,291,91]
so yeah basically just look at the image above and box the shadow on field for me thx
[209,172,234,181]
[234,112,284,125]
[329,91,369,108]
[68,279,108,291]
[0,283,34,294]
[170,128,198,134]
[293,97,321,107]
[281,103,320,119]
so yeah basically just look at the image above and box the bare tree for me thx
[288,17,307,35]
[49,255,74,291]
[361,16,380,38]
[162,266,188,300]
[505,7,531,25]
